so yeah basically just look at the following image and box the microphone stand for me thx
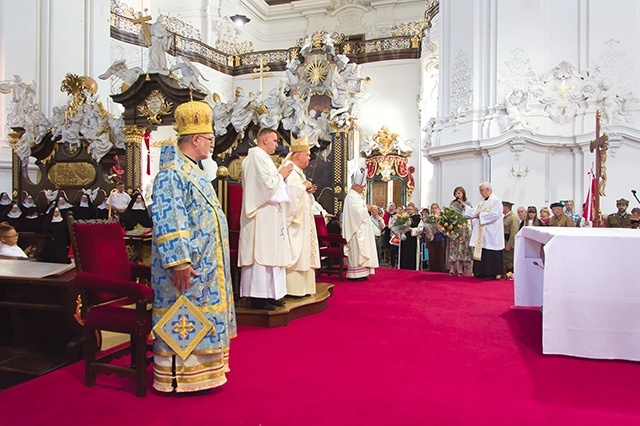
[632,190,640,205]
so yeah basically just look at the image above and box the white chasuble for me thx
[342,188,378,278]
[239,147,292,299]
[285,162,320,295]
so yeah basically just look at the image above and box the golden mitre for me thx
[290,134,310,152]
[173,101,214,136]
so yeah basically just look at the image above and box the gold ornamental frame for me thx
[137,90,173,125]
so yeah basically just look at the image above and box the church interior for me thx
[1,0,640,423]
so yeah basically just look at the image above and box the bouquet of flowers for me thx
[390,212,411,241]
[422,213,439,240]
[437,207,468,237]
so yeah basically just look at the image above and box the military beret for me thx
[550,202,563,209]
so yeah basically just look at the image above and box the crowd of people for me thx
[363,184,640,281]
[0,183,152,263]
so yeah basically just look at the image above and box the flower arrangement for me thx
[391,212,411,240]
[437,207,468,237]
[422,213,439,239]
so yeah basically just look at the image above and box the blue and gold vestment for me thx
[151,145,236,359]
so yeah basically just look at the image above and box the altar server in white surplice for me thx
[342,168,378,281]
[463,181,504,280]
[239,128,294,310]
[283,135,320,296]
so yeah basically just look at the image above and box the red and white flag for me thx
[582,170,595,223]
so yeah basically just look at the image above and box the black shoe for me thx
[268,298,285,307]
[348,277,367,282]
[250,298,276,310]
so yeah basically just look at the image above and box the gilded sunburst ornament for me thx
[305,56,329,87]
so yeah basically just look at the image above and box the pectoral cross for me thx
[589,110,608,227]
[252,57,273,102]
[134,10,152,45]
[553,78,574,99]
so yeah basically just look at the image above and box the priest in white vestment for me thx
[283,135,320,296]
[463,182,504,279]
[342,168,378,280]
[239,128,294,310]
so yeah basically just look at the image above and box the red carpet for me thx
[2,267,640,425]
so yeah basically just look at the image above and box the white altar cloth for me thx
[514,226,640,361]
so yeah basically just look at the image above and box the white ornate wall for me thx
[426,0,640,214]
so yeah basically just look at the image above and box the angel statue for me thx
[98,59,143,92]
[169,57,209,93]
[44,189,59,203]
[139,15,171,75]
[0,75,37,127]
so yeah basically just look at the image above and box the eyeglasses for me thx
[198,135,214,142]
[2,234,18,239]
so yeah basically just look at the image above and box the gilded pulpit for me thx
[360,126,415,208]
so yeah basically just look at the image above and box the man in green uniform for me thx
[605,198,631,228]
[502,201,520,279]
[549,202,575,227]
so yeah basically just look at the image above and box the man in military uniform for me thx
[549,202,575,227]
[502,201,520,279]
[605,198,631,228]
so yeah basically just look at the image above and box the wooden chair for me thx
[68,215,154,397]
[314,215,347,281]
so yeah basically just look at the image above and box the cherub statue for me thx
[322,33,336,56]
[44,189,59,203]
[82,187,100,202]
[170,57,209,93]
[597,79,631,125]
[98,59,143,91]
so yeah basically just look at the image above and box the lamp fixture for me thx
[230,14,250,26]
[510,163,529,178]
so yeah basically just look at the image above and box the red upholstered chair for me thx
[314,215,347,281]
[226,182,242,301]
[216,175,242,303]
[68,215,154,397]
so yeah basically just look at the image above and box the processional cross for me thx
[589,109,608,227]
[252,57,273,102]
[133,10,152,45]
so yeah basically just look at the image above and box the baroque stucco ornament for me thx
[494,43,637,133]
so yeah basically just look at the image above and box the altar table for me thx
[514,226,640,361]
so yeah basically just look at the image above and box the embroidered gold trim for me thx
[156,230,190,245]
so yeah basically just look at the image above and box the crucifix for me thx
[133,10,152,45]
[589,109,608,227]
[553,77,575,99]
[252,57,273,102]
